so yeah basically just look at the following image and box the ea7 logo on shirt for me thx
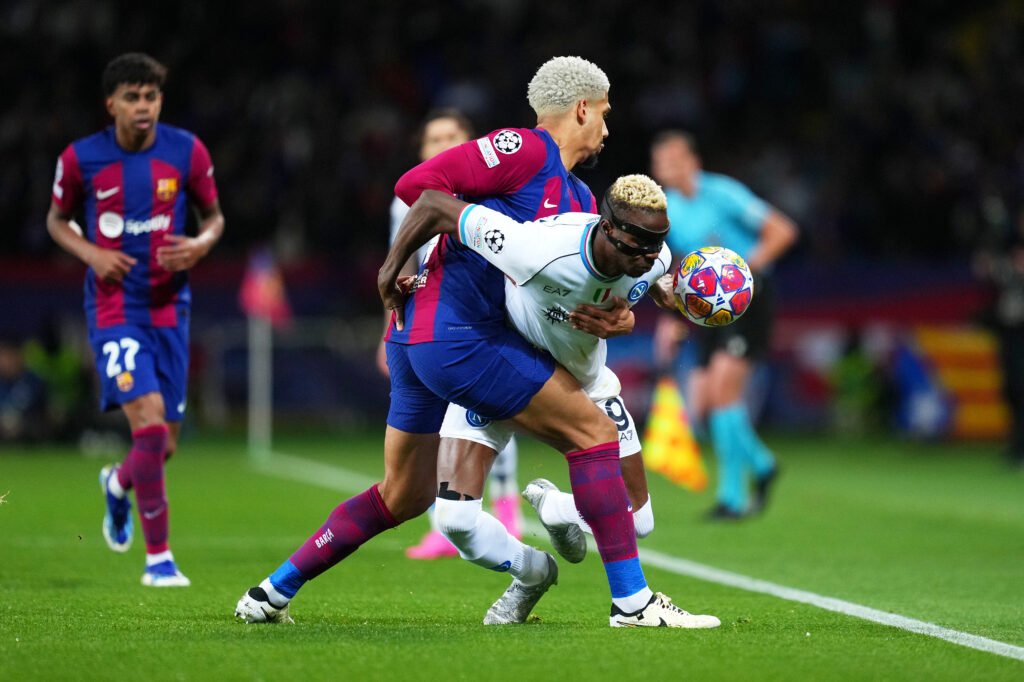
[493,130,522,154]
[628,281,649,302]
[484,229,505,253]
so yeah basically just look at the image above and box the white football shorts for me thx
[439,366,642,458]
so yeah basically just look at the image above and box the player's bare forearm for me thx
[570,297,635,339]
[47,202,137,281]
[194,201,225,254]
[156,202,223,271]
[47,202,94,264]
[649,273,677,311]
[379,190,466,296]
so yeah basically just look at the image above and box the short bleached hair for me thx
[527,56,610,116]
[608,174,667,213]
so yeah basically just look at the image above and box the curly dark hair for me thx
[101,53,167,96]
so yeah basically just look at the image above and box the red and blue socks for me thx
[114,424,171,555]
[566,442,652,612]
[267,484,397,603]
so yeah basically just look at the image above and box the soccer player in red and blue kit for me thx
[47,53,224,587]
[390,56,651,622]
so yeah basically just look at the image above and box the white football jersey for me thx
[455,204,671,389]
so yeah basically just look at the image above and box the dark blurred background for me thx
[1,0,1022,445]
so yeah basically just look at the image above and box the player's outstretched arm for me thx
[378,190,468,329]
[156,200,225,272]
[46,201,137,282]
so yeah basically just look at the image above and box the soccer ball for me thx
[673,246,754,327]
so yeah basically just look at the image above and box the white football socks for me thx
[107,469,126,499]
[435,498,546,585]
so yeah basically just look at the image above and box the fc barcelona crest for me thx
[156,177,178,201]
[116,371,134,392]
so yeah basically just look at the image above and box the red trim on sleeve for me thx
[53,145,84,212]
[186,136,218,209]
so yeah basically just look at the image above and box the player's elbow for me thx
[394,168,423,206]
[767,210,799,252]
[410,191,458,233]
[45,205,67,239]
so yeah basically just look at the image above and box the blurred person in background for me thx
[973,207,1024,469]
[377,108,527,559]
[0,337,48,444]
[23,316,90,442]
[650,130,798,519]
[46,53,225,586]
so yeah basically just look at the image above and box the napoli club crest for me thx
[628,281,649,302]
[466,410,491,428]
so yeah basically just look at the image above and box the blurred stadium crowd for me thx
[1,0,1022,443]
[3,0,1021,263]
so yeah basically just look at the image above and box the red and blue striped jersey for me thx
[52,123,218,329]
[388,127,595,344]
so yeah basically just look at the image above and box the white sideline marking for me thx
[256,452,1024,662]
[638,548,1024,662]
[254,452,379,492]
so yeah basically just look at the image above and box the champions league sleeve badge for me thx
[493,130,523,154]
[484,229,505,254]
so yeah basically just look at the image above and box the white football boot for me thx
[610,592,720,628]
[141,559,191,587]
[522,479,586,564]
[235,586,294,624]
[483,552,558,625]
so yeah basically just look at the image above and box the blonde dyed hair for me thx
[527,56,609,116]
[608,174,667,213]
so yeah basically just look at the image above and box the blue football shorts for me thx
[87,319,189,421]
[385,328,556,433]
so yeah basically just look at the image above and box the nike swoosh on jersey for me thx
[543,198,557,209]
[96,186,120,199]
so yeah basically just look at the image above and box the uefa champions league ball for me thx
[673,246,754,327]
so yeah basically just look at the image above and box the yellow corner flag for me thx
[642,376,707,491]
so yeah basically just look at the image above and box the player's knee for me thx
[633,496,654,538]
[434,498,482,556]
[590,415,619,448]
[378,480,435,522]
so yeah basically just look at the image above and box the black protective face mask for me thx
[599,194,665,256]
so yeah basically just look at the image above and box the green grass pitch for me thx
[1,430,1022,681]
